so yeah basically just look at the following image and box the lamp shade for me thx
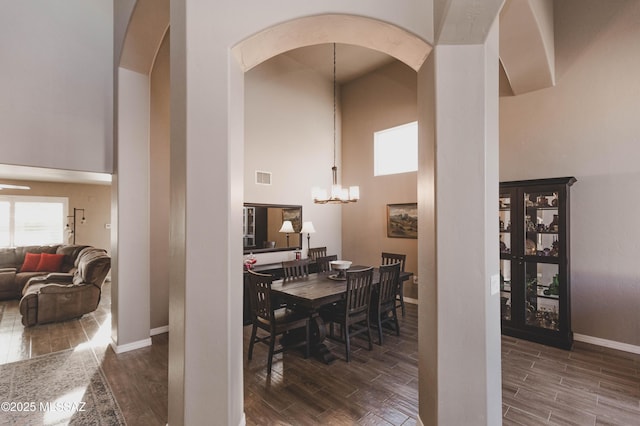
[279,220,295,233]
[300,221,316,234]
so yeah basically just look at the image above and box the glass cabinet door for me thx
[522,190,562,332]
[499,193,513,322]
[524,262,560,331]
[500,259,512,321]
[523,190,559,257]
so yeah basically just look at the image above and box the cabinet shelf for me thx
[526,206,558,211]
[523,255,560,263]
[499,177,575,350]
[536,294,559,301]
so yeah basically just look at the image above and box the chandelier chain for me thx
[312,42,359,204]
[333,43,337,169]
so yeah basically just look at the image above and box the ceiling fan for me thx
[0,184,31,190]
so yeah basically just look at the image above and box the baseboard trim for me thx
[110,337,152,354]
[404,296,418,305]
[574,333,640,355]
[150,325,169,336]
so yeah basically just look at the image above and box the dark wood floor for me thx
[502,336,640,425]
[2,293,640,425]
[244,306,419,425]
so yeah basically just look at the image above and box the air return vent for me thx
[255,171,272,185]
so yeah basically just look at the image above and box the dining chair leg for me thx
[345,325,351,362]
[366,316,373,351]
[393,308,400,336]
[304,320,310,359]
[377,312,384,345]
[267,332,276,375]
[248,325,258,360]
[397,285,406,317]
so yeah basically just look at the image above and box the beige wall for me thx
[0,180,111,251]
[500,0,640,346]
[150,32,171,330]
[341,61,418,296]
[244,53,342,264]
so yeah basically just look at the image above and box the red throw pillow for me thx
[21,252,42,272]
[36,253,65,272]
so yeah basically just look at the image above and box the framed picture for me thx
[282,207,302,233]
[387,203,418,239]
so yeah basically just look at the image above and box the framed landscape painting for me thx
[387,203,418,239]
[282,207,302,232]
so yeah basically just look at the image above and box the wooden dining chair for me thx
[282,259,310,280]
[315,254,338,273]
[381,252,407,316]
[307,247,327,261]
[321,267,374,362]
[246,270,310,375]
[371,262,401,345]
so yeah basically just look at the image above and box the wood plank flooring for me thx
[2,292,639,425]
[243,306,419,425]
[502,336,640,425]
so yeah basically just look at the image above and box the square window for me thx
[374,121,418,176]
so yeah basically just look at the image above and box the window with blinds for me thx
[0,196,68,247]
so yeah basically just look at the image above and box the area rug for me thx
[0,348,125,425]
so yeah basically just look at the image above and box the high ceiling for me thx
[1,44,395,186]
[283,43,396,84]
[2,1,552,185]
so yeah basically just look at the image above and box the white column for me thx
[417,20,502,426]
[112,67,151,352]
[168,1,245,424]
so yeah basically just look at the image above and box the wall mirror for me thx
[243,203,302,253]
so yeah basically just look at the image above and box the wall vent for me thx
[255,171,272,185]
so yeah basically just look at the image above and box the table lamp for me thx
[279,220,295,247]
[300,221,316,256]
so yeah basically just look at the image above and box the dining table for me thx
[271,265,413,364]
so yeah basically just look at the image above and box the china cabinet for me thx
[499,177,576,349]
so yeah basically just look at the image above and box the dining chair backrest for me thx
[345,267,374,318]
[282,259,310,280]
[247,270,275,324]
[316,254,338,273]
[381,252,406,272]
[378,262,401,310]
[308,247,327,261]
[246,269,311,374]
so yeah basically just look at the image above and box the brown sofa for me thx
[19,247,111,326]
[0,245,90,300]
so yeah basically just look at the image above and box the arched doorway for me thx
[118,4,502,424]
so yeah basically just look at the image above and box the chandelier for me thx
[312,43,360,204]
